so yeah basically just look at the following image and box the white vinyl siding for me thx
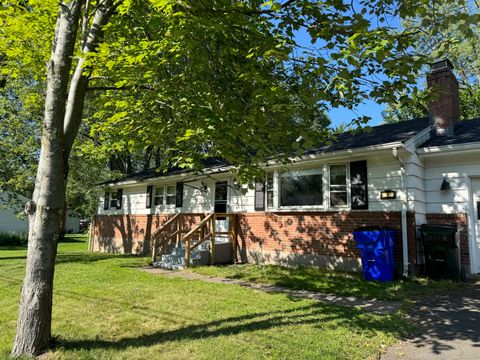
[0,195,28,234]
[96,154,408,215]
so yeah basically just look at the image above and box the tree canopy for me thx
[3,0,463,183]
[382,0,480,123]
[1,2,478,355]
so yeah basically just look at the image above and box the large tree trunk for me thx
[11,0,116,356]
[11,1,83,356]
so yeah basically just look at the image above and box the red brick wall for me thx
[91,214,202,254]
[236,211,416,271]
[426,213,469,266]
[92,211,417,272]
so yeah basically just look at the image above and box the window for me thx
[109,189,123,209]
[166,185,176,205]
[280,170,323,206]
[154,186,164,206]
[329,164,347,207]
[266,173,274,208]
[214,181,228,213]
[110,191,118,209]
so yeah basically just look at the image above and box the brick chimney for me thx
[426,59,459,136]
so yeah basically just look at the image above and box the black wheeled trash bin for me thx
[420,224,461,281]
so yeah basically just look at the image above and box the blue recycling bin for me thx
[353,228,395,282]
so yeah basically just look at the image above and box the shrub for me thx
[0,232,28,246]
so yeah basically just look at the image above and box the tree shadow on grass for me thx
[0,255,27,260]
[59,236,88,243]
[0,245,27,251]
[58,303,406,352]
[55,253,142,265]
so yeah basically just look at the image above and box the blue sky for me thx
[291,1,403,129]
[327,101,386,128]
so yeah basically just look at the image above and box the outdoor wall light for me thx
[200,181,208,192]
[380,190,397,200]
[440,177,451,191]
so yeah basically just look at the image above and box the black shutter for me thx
[116,189,123,209]
[350,160,368,210]
[175,182,183,208]
[104,191,110,210]
[254,181,265,211]
[146,185,153,209]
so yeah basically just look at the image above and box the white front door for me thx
[472,179,480,274]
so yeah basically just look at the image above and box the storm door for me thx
[214,181,228,213]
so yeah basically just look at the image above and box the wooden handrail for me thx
[190,233,211,251]
[183,212,214,267]
[181,212,214,242]
[151,212,181,238]
[151,213,181,263]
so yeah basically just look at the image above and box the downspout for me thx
[392,147,409,277]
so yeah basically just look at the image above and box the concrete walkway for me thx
[381,281,480,360]
[140,267,402,315]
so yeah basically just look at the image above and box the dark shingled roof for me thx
[304,116,431,155]
[101,158,231,185]
[102,117,433,185]
[420,118,480,147]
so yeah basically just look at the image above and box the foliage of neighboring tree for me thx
[0,79,113,218]
[382,0,480,123]
[1,0,478,357]
[0,79,40,197]
[383,85,480,123]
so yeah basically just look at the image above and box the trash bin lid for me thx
[421,223,457,233]
[354,226,395,232]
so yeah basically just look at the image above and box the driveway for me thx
[382,280,480,360]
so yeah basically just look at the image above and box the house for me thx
[64,211,81,234]
[91,60,480,276]
[0,191,82,236]
[0,192,29,235]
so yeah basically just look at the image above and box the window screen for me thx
[154,186,164,206]
[266,173,274,208]
[330,165,347,207]
[166,185,176,205]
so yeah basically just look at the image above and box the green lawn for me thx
[1,235,411,359]
[192,264,461,302]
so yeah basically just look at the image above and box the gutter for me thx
[99,166,233,188]
[417,141,480,157]
[392,147,410,278]
[266,141,406,167]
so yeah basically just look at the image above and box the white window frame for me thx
[154,186,165,206]
[152,184,176,208]
[328,163,350,209]
[266,172,275,209]
[266,162,351,212]
[110,190,119,209]
[166,185,176,206]
[277,168,325,210]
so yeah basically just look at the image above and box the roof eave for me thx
[265,141,408,168]
[98,165,233,188]
[417,141,480,157]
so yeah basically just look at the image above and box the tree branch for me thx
[63,0,121,157]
